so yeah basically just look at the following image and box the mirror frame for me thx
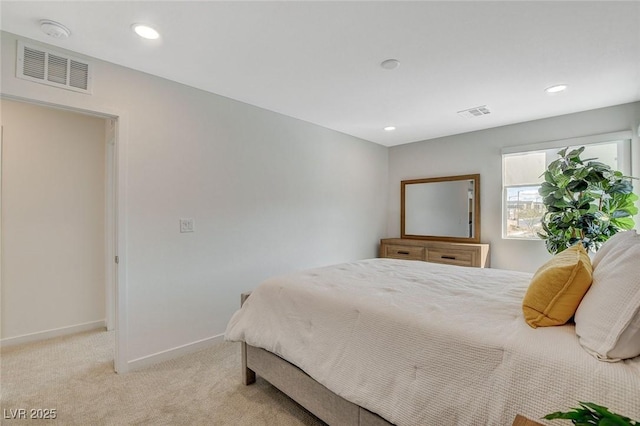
[401,174,481,243]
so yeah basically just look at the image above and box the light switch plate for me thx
[180,218,194,233]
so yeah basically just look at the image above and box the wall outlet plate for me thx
[180,218,194,233]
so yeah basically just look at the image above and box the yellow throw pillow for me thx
[522,244,593,328]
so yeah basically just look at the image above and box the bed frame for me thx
[239,293,542,426]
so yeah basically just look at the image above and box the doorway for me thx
[1,98,118,371]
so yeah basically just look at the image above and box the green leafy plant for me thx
[538,147,638,254]
[544,402,638,425]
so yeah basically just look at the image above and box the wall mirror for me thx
[401,174,480,243]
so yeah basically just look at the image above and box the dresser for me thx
[379,238,490,268]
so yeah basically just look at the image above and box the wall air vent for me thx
[457,105,491,119]
[16,41,92,94]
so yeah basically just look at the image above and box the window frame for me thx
[501,131,632,240]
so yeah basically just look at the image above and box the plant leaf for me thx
[568,180,589,192]
[539,182,558,197]
[611,217,635,230]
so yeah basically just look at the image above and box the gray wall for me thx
[388,102,640,272]
[1,32,388,366]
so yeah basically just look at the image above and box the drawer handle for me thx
[397,251,411,255]
[441,255,456,260]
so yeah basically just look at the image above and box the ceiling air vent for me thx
[457,105,491,119]
[17,41,92,94]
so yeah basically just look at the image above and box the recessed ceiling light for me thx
[384,126,396,131]
[380,59,400,70]
[132,24,160,40]
[40,20,71,39]
[545,84,568,94]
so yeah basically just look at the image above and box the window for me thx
[502,133,631,239]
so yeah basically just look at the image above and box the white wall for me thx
[1,32,388,366]
[388,102,640,272]
[1,99,106,340]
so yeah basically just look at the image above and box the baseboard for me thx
[127,333,225,371]
[0,320,106,347]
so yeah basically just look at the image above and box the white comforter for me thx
[225,258,640,426]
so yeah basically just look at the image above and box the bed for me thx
[225,258,640,426]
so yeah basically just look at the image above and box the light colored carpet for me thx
[0,330,326,425]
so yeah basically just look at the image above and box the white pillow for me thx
[574,230,640,361]
[591,230,635,269]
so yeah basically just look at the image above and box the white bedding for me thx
[225,258,640,426]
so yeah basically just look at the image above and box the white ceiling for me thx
[1,1,639,147]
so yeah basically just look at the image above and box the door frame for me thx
[0,94,129,373]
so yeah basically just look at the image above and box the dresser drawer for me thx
[427,248,475,267]
[383,244,425,261]
[379,239,489,268]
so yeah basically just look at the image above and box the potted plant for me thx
[545,402,638,425]
[538,147,638,255]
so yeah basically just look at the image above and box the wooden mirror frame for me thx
[401,174,481,243]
